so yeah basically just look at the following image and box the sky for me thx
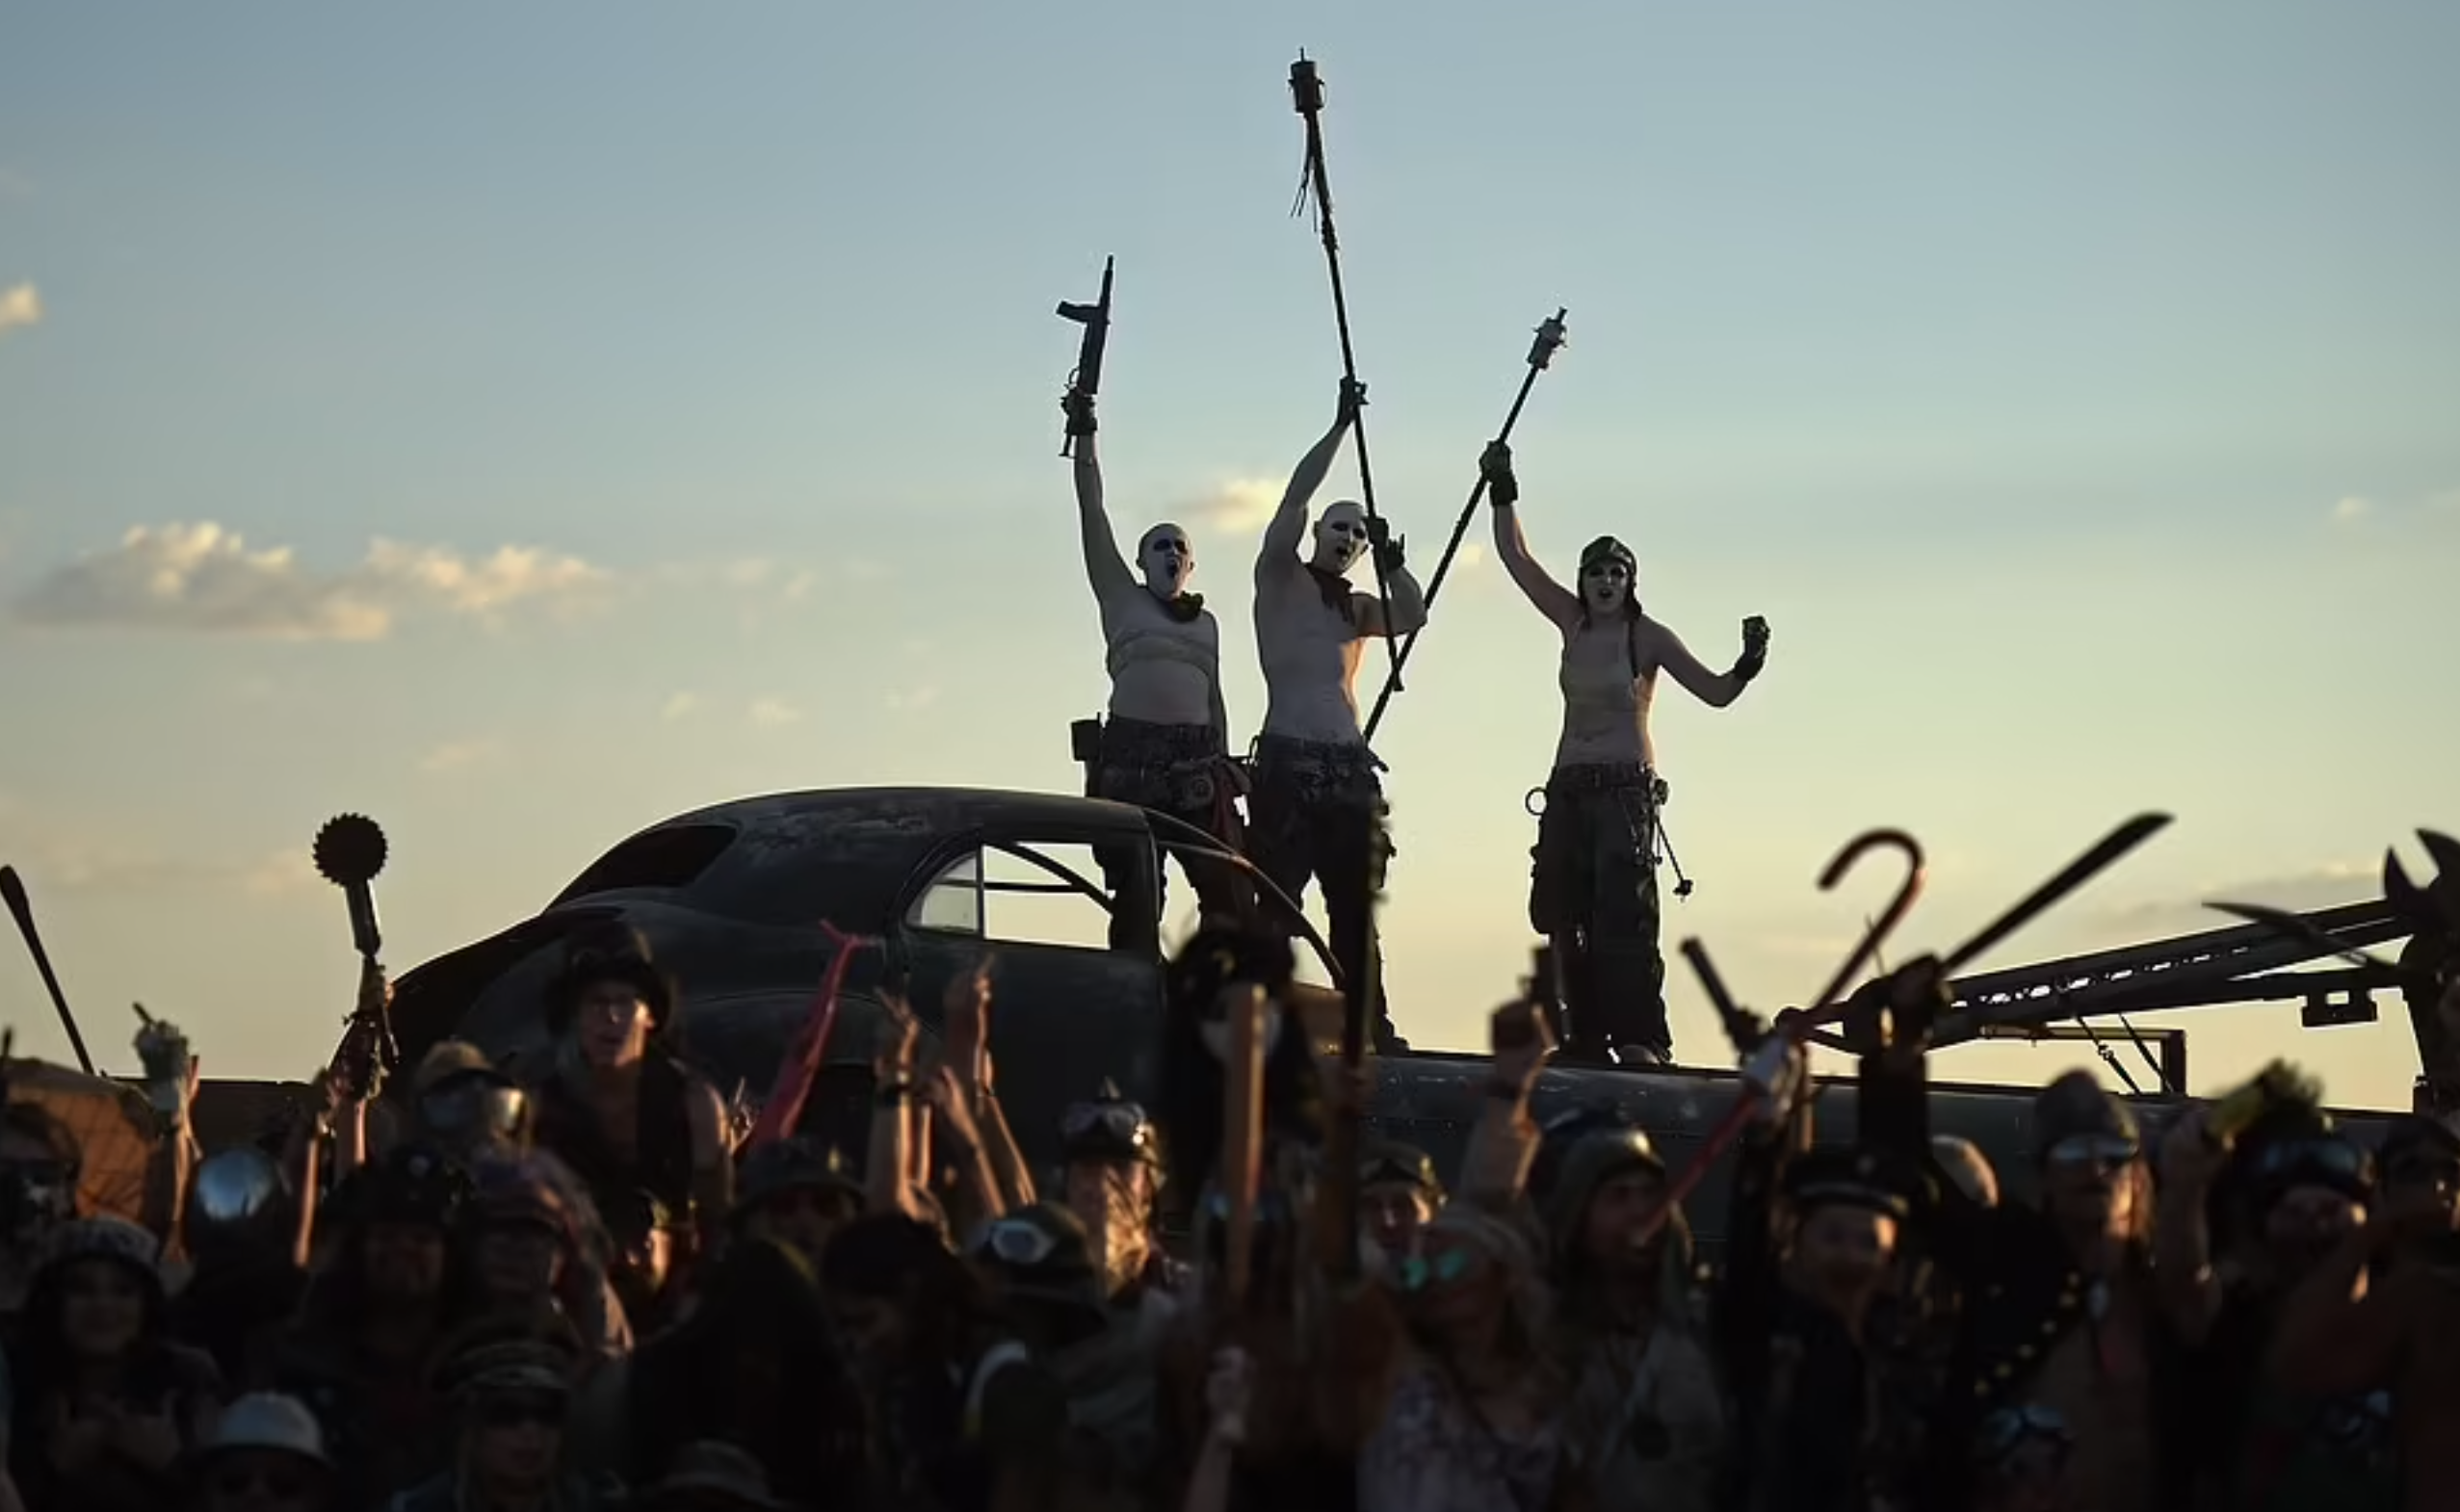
[2,2,2454,1109]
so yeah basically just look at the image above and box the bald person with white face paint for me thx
[1248,379,1426,1051]
[1066,396,1248,946]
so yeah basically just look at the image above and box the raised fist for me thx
[1338,378,1368,424]
[1061,390,1097,438]
[1732,615,1771,685]
[1480,440,1520,508]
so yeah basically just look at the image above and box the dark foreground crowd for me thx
[1,922,2456,1512]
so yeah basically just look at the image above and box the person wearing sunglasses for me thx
[2164,1096,2399,1511]
[1720,1136,1924,1512]
[195,1393,338,1512]
[1059,1086,1181,1306]
[1948,1072,2164,1512]
[1357,1203,1568,1512]
[391,1339,611,1512]
[527,927,732,1300]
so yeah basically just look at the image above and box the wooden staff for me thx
[1221,984,1269,1308]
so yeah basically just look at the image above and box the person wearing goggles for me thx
[1950,1073,2162,1512]
[1058,1084,1181,1303]
[407,1043,532,1166]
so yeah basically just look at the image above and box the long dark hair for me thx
[8,1251,188,1500]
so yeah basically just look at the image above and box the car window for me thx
[904,841,1114,951]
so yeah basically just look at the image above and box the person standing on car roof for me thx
[526,925,731,1311]
[1061,378,1252,948]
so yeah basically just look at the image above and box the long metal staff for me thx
[1288,55,1400,692]
[1360,309,1569,743]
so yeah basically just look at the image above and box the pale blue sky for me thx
[2,3,2453,1107]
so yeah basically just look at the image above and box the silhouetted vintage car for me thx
[388,786,2435,1245]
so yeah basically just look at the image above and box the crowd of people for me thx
[0,908,2454,1512]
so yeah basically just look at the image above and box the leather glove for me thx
[1061,390,1097,438]
[1365,514,1406,572]
[1338,378,1368,425]
[1732,614,1770,684]
[1480,440,1520,508]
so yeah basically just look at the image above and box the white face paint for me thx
[1138,524,1195,600]
[1311,502,1369,575]
[1581,558,1632,617]
[1199,1007,1285,1062]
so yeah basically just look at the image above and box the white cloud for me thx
[9,839,318,899]
[747,697,802,729]
[659,692,699,723]
[10,522,609,640]
[2331,495,2373,524]
[1187,478,1283,535]
[417,738,502,775]
[0,283,39,338]
[2087,860,2376,938]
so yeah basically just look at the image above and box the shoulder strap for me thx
[963,1340,1034,1440]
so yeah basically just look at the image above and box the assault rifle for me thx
[1057,256,1114,458]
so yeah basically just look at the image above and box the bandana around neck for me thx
[1304,566,1355,622]
[1161,592,1205,623]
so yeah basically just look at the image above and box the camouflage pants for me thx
[1530,762,1669,1058]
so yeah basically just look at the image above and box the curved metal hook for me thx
[1800,828,1927,1021]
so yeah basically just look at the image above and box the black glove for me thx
[1366,515,1405,572]
[1732,614,1770,685]
[1480,440,1520,508]
[1338,378,1368,425]
[1062,390,1097,438]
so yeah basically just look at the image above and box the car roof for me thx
[547,785,1154,930]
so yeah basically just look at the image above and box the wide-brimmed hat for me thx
[733,1137,862,1219]
[542,925,677,1035]
[635,1442,792,1509]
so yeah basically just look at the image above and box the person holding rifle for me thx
[1247,380,1426,1053]
[1060,271,1251,948]
[1479,440,1770,1065]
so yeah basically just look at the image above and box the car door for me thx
[891,817,1166,1177]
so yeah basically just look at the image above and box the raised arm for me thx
[1643,613,1769,709]
[1070,431,1137,601]
[1256,381,1360,583]
[1480,442,1582,632]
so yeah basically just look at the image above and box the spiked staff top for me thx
[1530,309,1569,371]
[313,814,387,889]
